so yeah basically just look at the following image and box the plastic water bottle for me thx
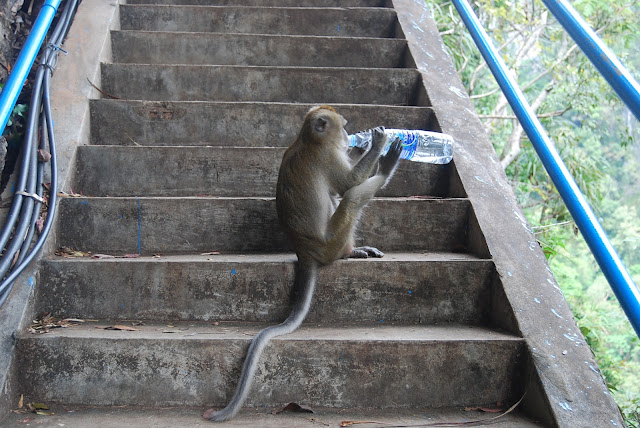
[348,129,454,164]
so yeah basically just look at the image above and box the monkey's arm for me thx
[335,127,388,194]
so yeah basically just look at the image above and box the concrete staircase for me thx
[1,0,623,427]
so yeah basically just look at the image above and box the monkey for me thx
[203,105,402,422]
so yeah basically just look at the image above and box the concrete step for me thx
[73,146,458,198]
[127,0,393,7]
[111,31,412,68]
[119,5,400,38]
[16,322,525,408]
[37,253,497,325]
[89,101,439,147]
[100,64,427,105]
[0,405,545,428]
[55,196,472,255]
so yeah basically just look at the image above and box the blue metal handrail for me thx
[450,0,640,338]
[0,0,62,132]
[542,0,640,122]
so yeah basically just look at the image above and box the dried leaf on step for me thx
[464,403,505,413]
[200,251,220,256]
[340,421,380,427]
[62,319,85,324]
[99,325,139,331]
[28,402,49,410]
[55,247,90,258]
[272,402,314,415]
[57,189,82,198]
[36,216,45,233]
[92,254,115,259]
[37,149,51,162]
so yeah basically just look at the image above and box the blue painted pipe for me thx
[451,0,640,338]
[542,0,640,122]
[0,0,62,134]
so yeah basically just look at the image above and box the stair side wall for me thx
[0,0,120,418]
[392,0,623,426]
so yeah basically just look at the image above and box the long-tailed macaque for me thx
[203,105,402,422]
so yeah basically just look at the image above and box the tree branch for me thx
[479,107,569,120]
[499,84,553,169]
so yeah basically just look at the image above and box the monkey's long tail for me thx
[204,261,318,422]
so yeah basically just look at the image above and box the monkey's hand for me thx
[370,126,387,154]
[378,137,402,178]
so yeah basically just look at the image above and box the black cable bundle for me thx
[0,0,79,307]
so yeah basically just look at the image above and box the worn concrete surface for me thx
[73,146,455,198]
[101,64,427,105]
[56,197,471,254]
[3,0,622,426]
[0,405,544,428]
[16,323,524,408]
[37,253,496,325]
[120,5,400,37]
[89,101,440,147]
[112,31,413,68]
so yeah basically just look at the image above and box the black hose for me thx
[0,0,79,308]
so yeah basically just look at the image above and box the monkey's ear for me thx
[314,117,328,133]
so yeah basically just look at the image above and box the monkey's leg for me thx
[312,175,388,265]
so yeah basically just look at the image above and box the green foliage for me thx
[0,84,29,142]
[428,0,640,423]
[5,103,27,128]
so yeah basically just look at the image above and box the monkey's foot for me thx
[350,246,384,258]
[202,408,217,420]
[202,408,233,422]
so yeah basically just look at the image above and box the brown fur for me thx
[204,106,401,422]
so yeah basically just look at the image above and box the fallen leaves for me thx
[37,149,51,163]
[12,395,54,417]
[55,246,90,258]
[56,247,142,259]
[28,313,85,334]
[92,253,140,259]
[57,188,83,198]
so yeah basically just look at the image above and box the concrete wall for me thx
[0,0,119,417]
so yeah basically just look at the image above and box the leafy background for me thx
[427,0,639,424]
